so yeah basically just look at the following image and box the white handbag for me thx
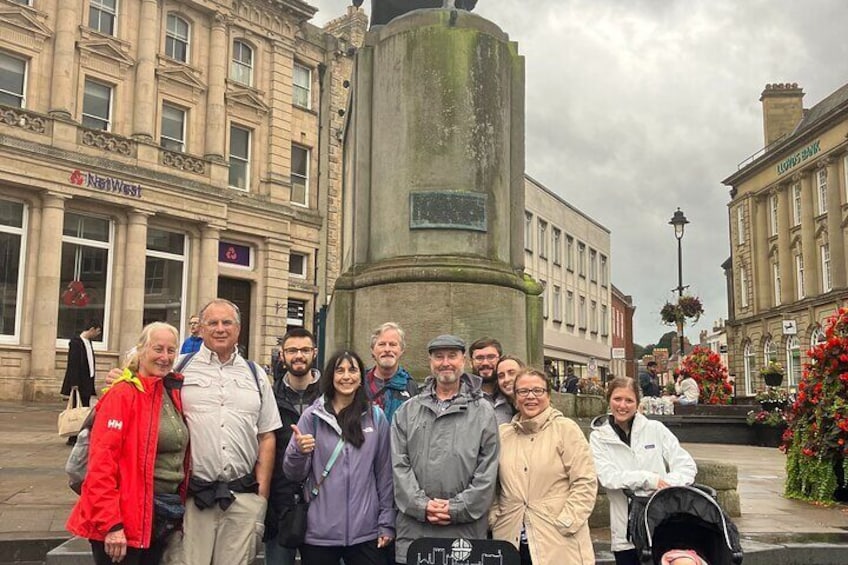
[57,387,92,438]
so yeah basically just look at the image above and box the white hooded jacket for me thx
[589,413,697,552]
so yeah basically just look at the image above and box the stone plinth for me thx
[328,9,540,373]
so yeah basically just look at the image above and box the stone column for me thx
[824,158,845,289]
[204,13,228,161]
[119,211,150,355]
[198,226,220,308]
[133,0,160,140]
[777,185,794,302]
[30,193,67,378]
[752,194,770,312]
[49,3,80,118]
[799,171,819,297]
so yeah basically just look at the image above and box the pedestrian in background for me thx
[179,315,202,354]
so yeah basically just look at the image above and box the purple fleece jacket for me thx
[283,397,395,546]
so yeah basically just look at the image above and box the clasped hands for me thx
[426,498,451,525]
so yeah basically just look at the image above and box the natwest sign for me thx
[69,169,142,198]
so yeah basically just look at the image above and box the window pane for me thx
[0,201,23,228]
[229,160,247,189]
[82,80,111,130]
[63,212,109,242]
[0,53,25,107]
[293,64,310,108]
[291,146,307,176]
[230,126,249,158]
[143,256,183,327]
[289,253,305,276]
[231,42,253,86]
[161,104,184,150]
[0,231,22,335]
[146,228,184,255]
[58,243,109,340]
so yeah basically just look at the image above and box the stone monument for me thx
[327,7,542,376]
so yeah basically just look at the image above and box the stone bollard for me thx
[588,457,741,529]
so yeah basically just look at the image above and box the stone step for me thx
[42,536,848,565]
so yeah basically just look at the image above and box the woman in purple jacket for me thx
[285,350,395,565]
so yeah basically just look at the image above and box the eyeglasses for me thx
[472,354,499,362]
[283,347,315,356]
[515,387,548,398]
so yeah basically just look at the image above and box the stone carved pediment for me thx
[225,82,269,114]
[156,60,207,94]
[78,31,136,71]
[768,243,778,258]
[0,7,52,41]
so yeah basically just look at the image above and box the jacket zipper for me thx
[141,384,157,548]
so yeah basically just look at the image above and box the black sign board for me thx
[410,192,487,232]
[407,538,520,565]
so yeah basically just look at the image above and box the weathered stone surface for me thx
[696,459,739,491]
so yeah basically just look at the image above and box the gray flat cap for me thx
[427,334,466,353]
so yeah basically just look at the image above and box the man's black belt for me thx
[189,472,258,511]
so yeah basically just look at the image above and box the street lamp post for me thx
[669,208,689,358]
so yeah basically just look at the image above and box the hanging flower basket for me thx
[660,295,704,326]
[759,362,784,387]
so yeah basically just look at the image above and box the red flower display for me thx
[678,345,732,405]
[784,307,848,502]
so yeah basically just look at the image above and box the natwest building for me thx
[0,1,366,399]
[722,81,848,395]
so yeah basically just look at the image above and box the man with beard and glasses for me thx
[263,327,321,565]
[365,322,419,423]
[469,337,514,425]
[391,335,499,564]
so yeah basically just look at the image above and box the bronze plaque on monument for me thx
[410,191,487,232]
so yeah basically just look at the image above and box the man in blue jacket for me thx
[365,322,418,423]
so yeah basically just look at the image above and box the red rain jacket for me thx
[66,373,189,548]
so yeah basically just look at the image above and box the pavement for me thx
[2,401,848,563]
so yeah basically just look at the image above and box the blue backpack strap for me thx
[174,351,197,374]
[246,360,263,401]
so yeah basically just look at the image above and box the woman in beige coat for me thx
[490,369,598,565]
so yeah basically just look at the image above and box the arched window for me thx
[165,14,190,62]
[785,336,801,387]
[743,341,755,395]
[811,326,826,347]
[231,40,254,86]
[764,336,777,366]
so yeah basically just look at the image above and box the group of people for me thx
[640,361,700,406]
[64,299,699,565]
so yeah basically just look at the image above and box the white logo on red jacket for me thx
[107,419,123,430]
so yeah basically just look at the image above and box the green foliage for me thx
[783,307,848,502]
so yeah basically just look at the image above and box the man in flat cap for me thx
[390,334,499,563]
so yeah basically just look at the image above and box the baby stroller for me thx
[625,484,744,565]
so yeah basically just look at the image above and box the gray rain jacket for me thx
[390,373,500,563]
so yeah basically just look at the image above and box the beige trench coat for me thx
[490,406,597,565]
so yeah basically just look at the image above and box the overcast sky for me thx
[307,0,848,346]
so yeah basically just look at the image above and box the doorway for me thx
[218,277,251,356]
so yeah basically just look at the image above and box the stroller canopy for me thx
[631,485,743,565]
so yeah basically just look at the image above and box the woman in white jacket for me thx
[589,377,697,565]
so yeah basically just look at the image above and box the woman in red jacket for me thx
[67,322,189,565]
